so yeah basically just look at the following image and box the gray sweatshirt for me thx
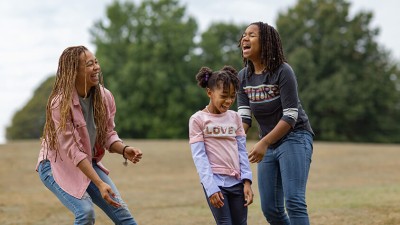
[237,63,314,145]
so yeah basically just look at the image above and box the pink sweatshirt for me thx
[36,86,121,199]
[189,110,246,178]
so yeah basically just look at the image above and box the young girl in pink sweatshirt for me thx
[189,66,253,225]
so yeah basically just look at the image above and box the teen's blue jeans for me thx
[38,160,138,225]
[258,130,313,225]
[204,183,248,225]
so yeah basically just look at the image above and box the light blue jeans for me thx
[258,130,313,225]
[38,160,138,225]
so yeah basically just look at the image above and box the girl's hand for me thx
[248,140,269,163]
[98,182,121,208]
[209,191,224,208]
[124,146,143,164]
[243,181,254,206]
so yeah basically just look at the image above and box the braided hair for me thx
[195,65,239,92]
[42,46,108,154]
[238,22,286,77]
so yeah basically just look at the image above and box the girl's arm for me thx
[236,135,253,206]
[236,136,252,182]
[190,142,220,197]
[190,142,224,208]
[248,117,292,163]
[242,123,250,134]
[237,69,252,133]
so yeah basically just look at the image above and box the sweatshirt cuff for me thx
[241,173,252,184]
[204,183,221,198]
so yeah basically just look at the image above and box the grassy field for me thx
[0,140,399,225]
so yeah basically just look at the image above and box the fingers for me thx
[132,148,142,157]
[102,187,121,208]
[249,157,261,163]
[248,151,256,163]
[131,153,142,163]
[127,148,143,164]
[210,192,224,208]
[244,192,254,207]
[248,148,264,163]
[218,192,225,201]
[104,193,121,208]
[248,150,262,163]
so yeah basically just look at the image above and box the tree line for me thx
[6,0,400,143]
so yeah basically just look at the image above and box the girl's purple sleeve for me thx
[190,141,220,197]
[236,136,252,183]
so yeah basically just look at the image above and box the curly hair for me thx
[195,65,239,92]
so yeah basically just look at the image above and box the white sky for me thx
[0,0,399,144]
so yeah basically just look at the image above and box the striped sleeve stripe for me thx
[283,108,298,121]
[238,106,252,120]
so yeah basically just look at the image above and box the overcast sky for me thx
[1,0,399,144]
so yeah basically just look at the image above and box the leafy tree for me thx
[5,0,248,141]
[195,22,245,71]
[6,76,55,140]
[276,0,400,142]
[90,0,200,138]
[90,0,250,139]
[12,0,399,143]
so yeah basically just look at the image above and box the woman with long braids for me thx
[237,22,314,225]
[36,46,142,225]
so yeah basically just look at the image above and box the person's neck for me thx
[253,62,266,74]
[76,86,92,98]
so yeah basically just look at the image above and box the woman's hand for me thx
[209,191,224,208]
[248,140,269,163]
[124,146,143,164]
[77,159,121,207]
[98,182,121,208]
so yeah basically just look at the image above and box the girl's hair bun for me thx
[196,67,213,88]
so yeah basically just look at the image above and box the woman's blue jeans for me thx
[38,160,138,225]
[258,130,313,225]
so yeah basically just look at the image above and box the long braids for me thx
[93,74,107,148]
[42,46,108,154]
[239,22,286,77]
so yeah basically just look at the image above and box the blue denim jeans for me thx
[204,183,248,225]
[38,160,138,225]
[258,130,313,225]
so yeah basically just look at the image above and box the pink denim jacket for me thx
[36,86,122,199]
